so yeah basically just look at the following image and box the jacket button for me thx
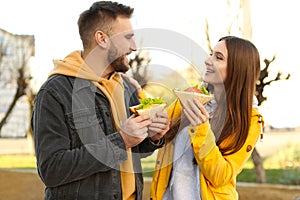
[190,128,195,133]
[113,194,119,199]
[246,145,252,152]
[156,161,160,165]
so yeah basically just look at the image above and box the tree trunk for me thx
[240,0,267,184]
[26,89,36,155]
[241,0,252,40]
[26,128,35,155]
[251,148,267,183]
[0,91,21,132]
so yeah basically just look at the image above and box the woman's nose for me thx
[205,57,212,66]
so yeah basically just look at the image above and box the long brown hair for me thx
[166,36,261,156]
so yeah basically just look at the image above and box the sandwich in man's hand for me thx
[173,84,214,106]
[130,97,167,119]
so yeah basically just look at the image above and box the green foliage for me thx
[263,143,300,169]
[237,168,300,185]
[138,97,165,109]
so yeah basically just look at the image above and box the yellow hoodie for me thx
[150,100,264,200]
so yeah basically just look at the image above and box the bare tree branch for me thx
[128,49,150,87]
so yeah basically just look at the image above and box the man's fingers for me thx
[149,122,166,130]
[134,114,150,122]
[129,114,136,119]
[155,111,167,118]
[152,116,168,125]
[138,119,152,128]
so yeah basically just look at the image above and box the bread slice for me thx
[173,89,214,105]
[130,103,167,119]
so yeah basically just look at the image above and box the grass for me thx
[237,168,300,185]
[0,143,299,185]
[140,143,300,185]
[0,154,36,169]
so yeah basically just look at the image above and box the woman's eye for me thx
[216,55,223,60]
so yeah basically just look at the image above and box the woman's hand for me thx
[182,98,210,126]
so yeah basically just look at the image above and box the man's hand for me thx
[120,114,151,148]
[148,111,170,142]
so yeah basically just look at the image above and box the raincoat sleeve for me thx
[188,108,264,187]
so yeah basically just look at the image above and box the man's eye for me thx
[125,34,134,40]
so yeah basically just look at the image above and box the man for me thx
[31,1,169,199]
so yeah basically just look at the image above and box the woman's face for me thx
[203,40,228,85]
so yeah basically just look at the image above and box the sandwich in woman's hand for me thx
[173,84,214,105]
[130,97,167,119]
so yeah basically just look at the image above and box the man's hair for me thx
[78,1,134,49]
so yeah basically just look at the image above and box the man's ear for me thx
[95,30,108,48]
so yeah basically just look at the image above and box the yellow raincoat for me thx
[150,101,264,200]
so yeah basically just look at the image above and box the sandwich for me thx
[173,84,214,105]
[130,97,167,119]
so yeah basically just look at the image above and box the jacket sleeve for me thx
[32,89,127,187]
[188,109,263,187]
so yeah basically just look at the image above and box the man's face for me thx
[108,16,137,73]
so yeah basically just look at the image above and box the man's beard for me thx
[110,56,129,73]
[108,43,130,73]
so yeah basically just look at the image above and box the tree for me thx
[0,29,34,142]
[0,59,32,131]
[128,49,151,88]
[253,55,290,182]
[256,55,290,105]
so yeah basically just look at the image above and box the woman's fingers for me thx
[193,98,210,118]
[183,98,209,126]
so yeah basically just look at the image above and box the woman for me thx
[150,36,264,200]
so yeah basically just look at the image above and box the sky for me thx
[0,0,299,128]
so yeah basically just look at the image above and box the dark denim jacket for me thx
[31,74,164,200]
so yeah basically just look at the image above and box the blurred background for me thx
[1,0,299,132]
